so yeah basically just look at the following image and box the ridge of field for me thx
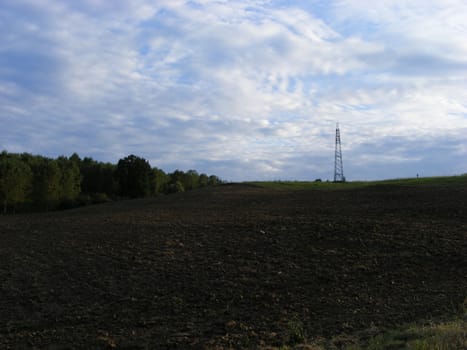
[248,174,467,190]
[0,182,466,349]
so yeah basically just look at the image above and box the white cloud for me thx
[332,0,467,58]
[0,0,466,181]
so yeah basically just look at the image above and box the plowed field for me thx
[0,184,466,349]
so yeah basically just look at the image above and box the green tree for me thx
[174,180,185,193]
[199,173,209,187]
[80,157,100,194]
[69,152,81,165]
[0,154,32,213]
[31,157,61,211]
[116,155,152,198]
[208,175,221,186]
[167,170,186,193]
[57,156,81,201]
[184,169,200,190]
[150,167,169,195]
[80,157,118,196]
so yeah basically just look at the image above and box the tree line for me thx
[0,151,222,213]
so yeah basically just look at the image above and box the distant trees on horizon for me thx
[0,151,222,213]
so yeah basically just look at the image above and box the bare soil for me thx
[0,183,466,349]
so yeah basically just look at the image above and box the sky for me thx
[1,0,467,181]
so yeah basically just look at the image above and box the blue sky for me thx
[1,0,467,181]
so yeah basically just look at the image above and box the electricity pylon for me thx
[334,123,345,182]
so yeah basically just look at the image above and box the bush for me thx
[166,181,185,194]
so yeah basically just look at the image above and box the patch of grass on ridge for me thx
[274,318,466,349]
[248,174,467,191]
[276,299,467,349]
[344,318,467,350]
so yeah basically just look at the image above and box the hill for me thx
[0,182,465,348]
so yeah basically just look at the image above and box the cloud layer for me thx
[1,0,467,180]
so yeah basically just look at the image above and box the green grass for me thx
[276,300,467,350]
[248,175,467,191]
[344,319,466,350]
[279,318,467,350]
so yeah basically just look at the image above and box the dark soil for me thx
[0,183,466,349]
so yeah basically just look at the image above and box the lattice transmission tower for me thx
[334,123,345,182]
